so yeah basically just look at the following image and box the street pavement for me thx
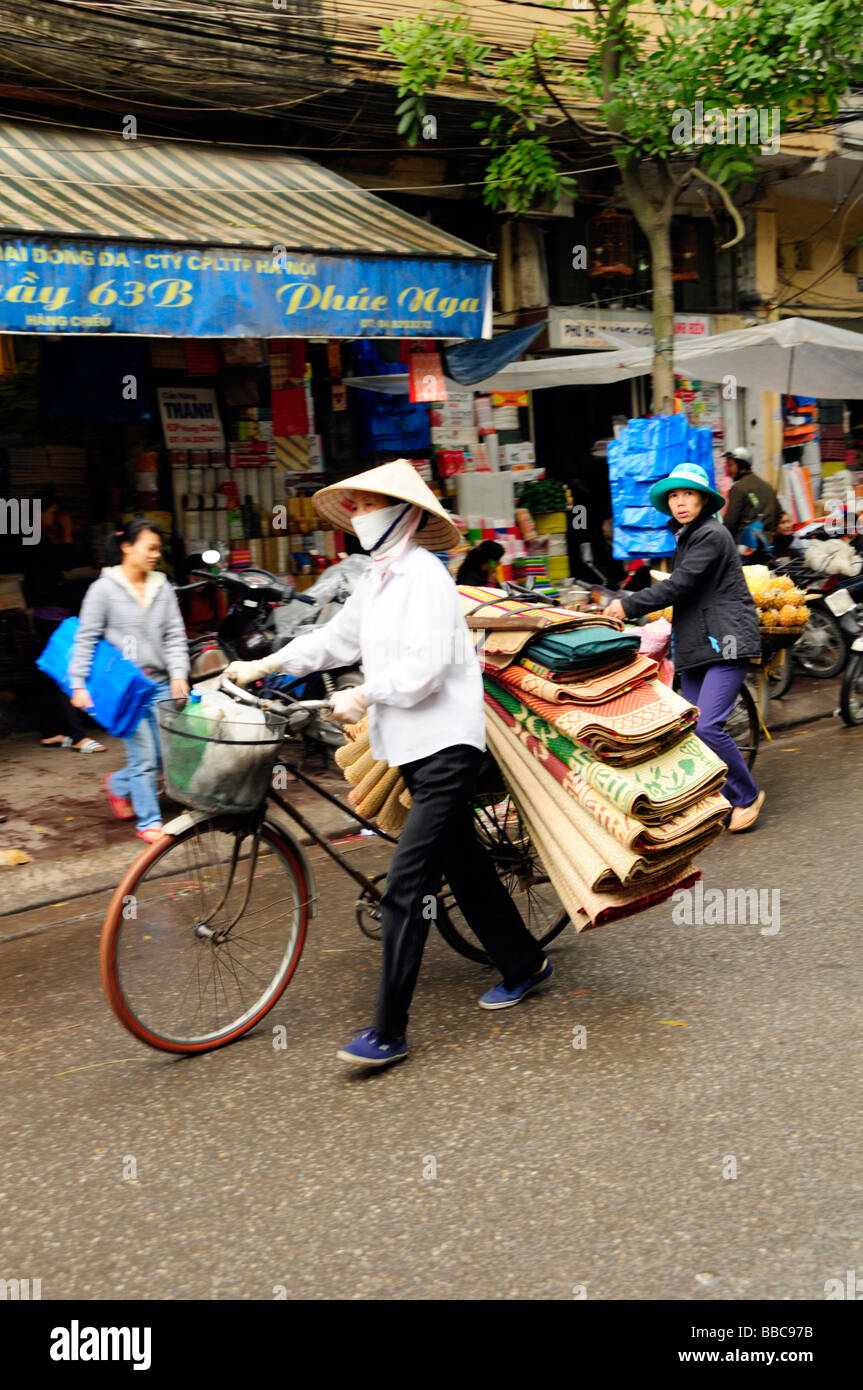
[0,715,860,1301]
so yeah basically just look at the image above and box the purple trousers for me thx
[678,661,759,810]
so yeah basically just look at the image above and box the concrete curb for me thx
[0,806,360,924]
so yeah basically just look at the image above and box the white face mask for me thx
[352,502,411,553]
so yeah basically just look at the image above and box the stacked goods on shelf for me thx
[818,400,849,469]
[608,415,715,559]
[512,555,553,591]
[517,477,571,585]
[8,446,89,525]
[742,566,810,632]
[782,461,816,524]
[783,395,818,452]
[462,514,526,582]
[134,450,160,510]
[456,586,728,929]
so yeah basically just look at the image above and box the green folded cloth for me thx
[525,626,641,673]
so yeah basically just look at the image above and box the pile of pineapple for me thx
[743,565,810,630]
[647,566,810,630]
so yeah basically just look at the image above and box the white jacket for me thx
[271,544,485,766]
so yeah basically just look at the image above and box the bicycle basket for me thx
[157,700,287,815]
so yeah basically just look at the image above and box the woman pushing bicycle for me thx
[604,462,765,832]
[225,460,551,1069]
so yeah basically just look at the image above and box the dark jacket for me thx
[619,508,761,671]
[724,470,779,543]
[456,558,492,587]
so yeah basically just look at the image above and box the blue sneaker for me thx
[337,1028,408,1068]
[479,958,553,1011]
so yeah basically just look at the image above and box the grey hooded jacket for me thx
[69,567,189,688]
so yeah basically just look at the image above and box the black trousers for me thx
[372,744,546,1039]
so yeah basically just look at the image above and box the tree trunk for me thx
[618,159,676,415]
[647,217,675,416]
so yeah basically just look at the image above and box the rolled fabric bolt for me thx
[344,747,376,786]
[398,787,413,810]
[344,717,369,742]
[348,759,389,805]
[356,765,401,818]
[376,778,409,835]
[334,729,370,767]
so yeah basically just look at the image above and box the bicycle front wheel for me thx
[100,815,310,1053]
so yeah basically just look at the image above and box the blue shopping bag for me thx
[36,617,157,738]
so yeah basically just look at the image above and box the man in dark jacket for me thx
[604,462,765,831]
[723,447,779,549]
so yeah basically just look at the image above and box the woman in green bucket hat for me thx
[605,462,765,832]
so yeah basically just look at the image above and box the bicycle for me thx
[99,678,568,1054]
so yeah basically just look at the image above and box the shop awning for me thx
[346,318,863,397]
[0,120,492,338]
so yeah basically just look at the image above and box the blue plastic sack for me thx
[621,504,671,529]
[646,412,688,448]
[36,617,157,738]
[614,477,656,507]
[613,524,675,560]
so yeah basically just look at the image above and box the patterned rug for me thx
[457,586,623,669]
[486,706,703,930]
[484,684,727,821]
[519,652,659,703]
[482,700,729,851]
[488,666,698,764]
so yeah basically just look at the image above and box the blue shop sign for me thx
[0,238,492,338]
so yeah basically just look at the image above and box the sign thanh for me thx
[157,387,224,450]
[548,309,712,350]
[0,238,492,338]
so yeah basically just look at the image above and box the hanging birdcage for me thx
[672,221,699,282]
[587,209,634,278]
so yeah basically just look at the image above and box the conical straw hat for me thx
[313,460,462,551]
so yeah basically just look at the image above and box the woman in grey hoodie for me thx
[70,519,190,842]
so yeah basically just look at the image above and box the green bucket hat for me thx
[649,462,725,516]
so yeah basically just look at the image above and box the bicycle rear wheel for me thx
[436,784,569,966]
[100,815,310,1053]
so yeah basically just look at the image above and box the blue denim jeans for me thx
[108,680,171,830]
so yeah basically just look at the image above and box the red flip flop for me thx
[103,773,134,821]
[135,826,164,844]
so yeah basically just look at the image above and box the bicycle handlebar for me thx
[218,674,332,713]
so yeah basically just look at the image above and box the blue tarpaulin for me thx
[444,322,544,384]
[608,416,717,560]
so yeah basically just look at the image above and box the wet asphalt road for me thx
[0,717,860,1301]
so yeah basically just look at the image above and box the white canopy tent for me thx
[344,317,863,399]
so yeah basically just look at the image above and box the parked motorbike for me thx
[788,569,863,679]
[177,554,367,757]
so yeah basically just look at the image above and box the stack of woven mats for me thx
[458,586,730,931]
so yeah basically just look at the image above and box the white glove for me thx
[328,685,369,725]
[224,655,282,688]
